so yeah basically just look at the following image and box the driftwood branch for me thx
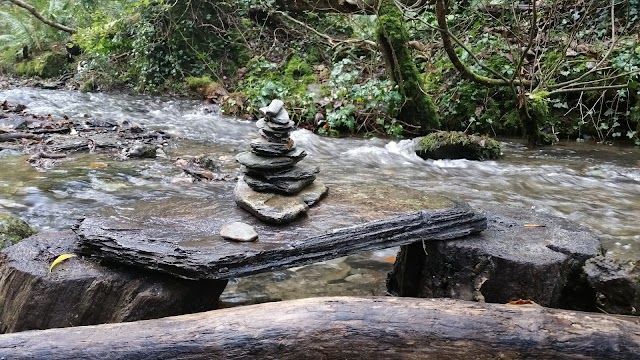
[7,0,76,34]
[0,297,639,359]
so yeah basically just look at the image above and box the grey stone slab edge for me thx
[74,203,487,281]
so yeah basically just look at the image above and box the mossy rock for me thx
[0,213,37,249]
[15,52,67,78]
[416,131,501,161]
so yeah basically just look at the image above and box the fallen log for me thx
[0,297,638,359]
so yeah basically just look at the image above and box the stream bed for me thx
[1,88,639,306]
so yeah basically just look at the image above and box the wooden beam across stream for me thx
[75,183,487,280]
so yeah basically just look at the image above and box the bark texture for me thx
[0,297,638,359]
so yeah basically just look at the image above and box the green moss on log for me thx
[376,0,439,132]
[15,52,67,78]
[0,213,37,249]
[417,131,501,160]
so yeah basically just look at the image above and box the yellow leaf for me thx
[524,224,546,228]
[49,254,77,272]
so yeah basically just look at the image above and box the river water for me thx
[1,88,639,305]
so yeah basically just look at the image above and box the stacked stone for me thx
[236,100,319,195]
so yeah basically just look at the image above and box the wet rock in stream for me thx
[0,231,227,333]
[583,256,640,315]
[0,101,171,169]
[388,204,603,311]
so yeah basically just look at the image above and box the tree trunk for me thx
[376,0,440,133]
[0,297,638,359]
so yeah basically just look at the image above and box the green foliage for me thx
[416,131,501,160]
[323,58,403,136]
[15,51,67,78]
[0,1,74,52]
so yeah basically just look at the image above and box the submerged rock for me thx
[0,213,37,249]
[416,131,501,160]
[388,204,602,311]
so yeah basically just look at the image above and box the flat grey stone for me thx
[259,129,290,144]
[299,182,328,206]
[256,118,293,131]
[236,152,298,170]
[220,222,258,242]
[265,119,294,130]
[271,108,291,125]
[243,174,315,195]
[0,231,227,332]
[247,165,319,181]
[259,100,284,118]
[250,140,295,156]
[234,179,308,224]
[260,125,290,138]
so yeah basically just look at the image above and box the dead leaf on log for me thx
[524,224,546,228]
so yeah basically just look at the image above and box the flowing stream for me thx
[1,88,639,305]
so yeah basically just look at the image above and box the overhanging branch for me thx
[7,0,76,34]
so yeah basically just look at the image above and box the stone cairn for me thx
[236,99,319,195]
[234,99,328,225]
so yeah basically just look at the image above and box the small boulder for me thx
[220,222,259,242]
[0,231,227,333]
[416,131,501,160]
[583,256,640,315]
[388,204,602,311]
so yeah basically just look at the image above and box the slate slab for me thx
[75,183,487,280]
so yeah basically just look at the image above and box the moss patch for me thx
[186,76,215,92]
[417,131,501,160]
[15,52,67,78]
[0,213,37,249]
[376,0,439,132]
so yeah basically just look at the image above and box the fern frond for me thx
[0,10,35,47]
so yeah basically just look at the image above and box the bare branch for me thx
[7,0,76,34]
[433,0,532,87]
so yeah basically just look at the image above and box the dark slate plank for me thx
[74,184,487,280]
